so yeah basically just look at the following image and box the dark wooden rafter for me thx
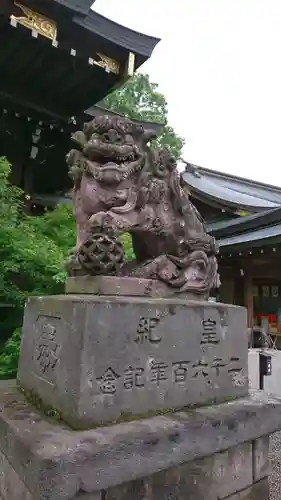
[0,18,119,117]
[0,0,94,15]
[51,0,95,15]
[0,0,160,119]
[0,96,162,208]
[0,90,68,122]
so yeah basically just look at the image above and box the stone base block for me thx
[65,275,189,298]
[0,385,280,500]
[18,294,248,428]
[65,275,213,300]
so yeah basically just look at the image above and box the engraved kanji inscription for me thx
[192,359,209,378]
[192,356,227,380]
[201,317,220,345]
[172,361,190,383]
[228,356,242,374]
[135,316,161,344]
[35,316,60,376]
[150,361,168,386]
[97,368,120,394]
[210,357,227,376]
[227,356,245,386]
[124,366,145,390]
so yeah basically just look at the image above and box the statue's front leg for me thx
[88,210,139,235]
[67,210,139,277]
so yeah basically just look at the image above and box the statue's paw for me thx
[103,213,123,232]
[158,260,178,282]
[65,250,84,276]
[88,211,123,234]
[88,212,107,232]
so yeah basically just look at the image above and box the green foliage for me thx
[0,328,21,379]
[1,74,180,371]
[120,233,135,260]
[0,157,135,376]
[0,73,181,379]
[0,158,68,310]
[101,73,185,160]
[0,158,134,302]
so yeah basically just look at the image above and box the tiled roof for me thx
[217,223,281,250]
[207,208,281,251]
[182,162,281,211]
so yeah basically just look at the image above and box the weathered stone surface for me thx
[269,431,281,500]
[213,443,253,498]
[65,275,197,298]
[253,436,270,481]
[73,494,101,500]
[221,478,269,499]
[105,443,253,500]
[17,294,248,428]
[0,384,280,500]
[0,449,32,500]
[67,115,220,298]
[106,467,217,500]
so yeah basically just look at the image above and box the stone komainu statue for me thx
[66,115,220,298]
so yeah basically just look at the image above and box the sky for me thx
[93,0,281,185]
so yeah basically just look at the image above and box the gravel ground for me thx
[269,431,281,499]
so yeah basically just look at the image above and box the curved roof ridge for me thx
[182,172,280,210]
[54,0,95,15]
[182,160,281,209]
[208,207,281,237]
[218,223,281,249]
[74,10,160,58]
[89,9,161,42]
[182,160,281,194]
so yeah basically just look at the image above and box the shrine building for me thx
[0,0,160,212]
[182,161,281,347]
[3,1,281,347]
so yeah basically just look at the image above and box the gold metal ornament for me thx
[10,2,57,41]
[94,53,120,75]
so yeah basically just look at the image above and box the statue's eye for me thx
[103,129,121,142]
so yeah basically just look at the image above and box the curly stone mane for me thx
[66,115,220,298]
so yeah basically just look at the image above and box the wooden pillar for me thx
[9,161,23,186]
[245,275,253,329]
[233,272,245,306]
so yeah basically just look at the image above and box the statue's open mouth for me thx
[82,138,144,182]
[88,154,137,169]
[83,138,136,165]
[70,129,145,180]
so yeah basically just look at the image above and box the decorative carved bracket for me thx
[94,53,120,75]
[10,2,57,41]
[10,3,121,75]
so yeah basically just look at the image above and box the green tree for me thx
[0,328,21,379]
[0,157,68,344]
[100,73,185,160]
[0,157,134,377]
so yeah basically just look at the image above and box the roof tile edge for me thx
[54,0,94,15]
[182,159,281,194]
[73,10,161,58]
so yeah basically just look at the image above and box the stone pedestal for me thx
[5,278,281,499]
[0,384,280,500]
[18,288,248,428]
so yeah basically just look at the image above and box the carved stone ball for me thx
[77,233,125,275]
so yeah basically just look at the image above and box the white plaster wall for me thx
[248,348,281,396]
